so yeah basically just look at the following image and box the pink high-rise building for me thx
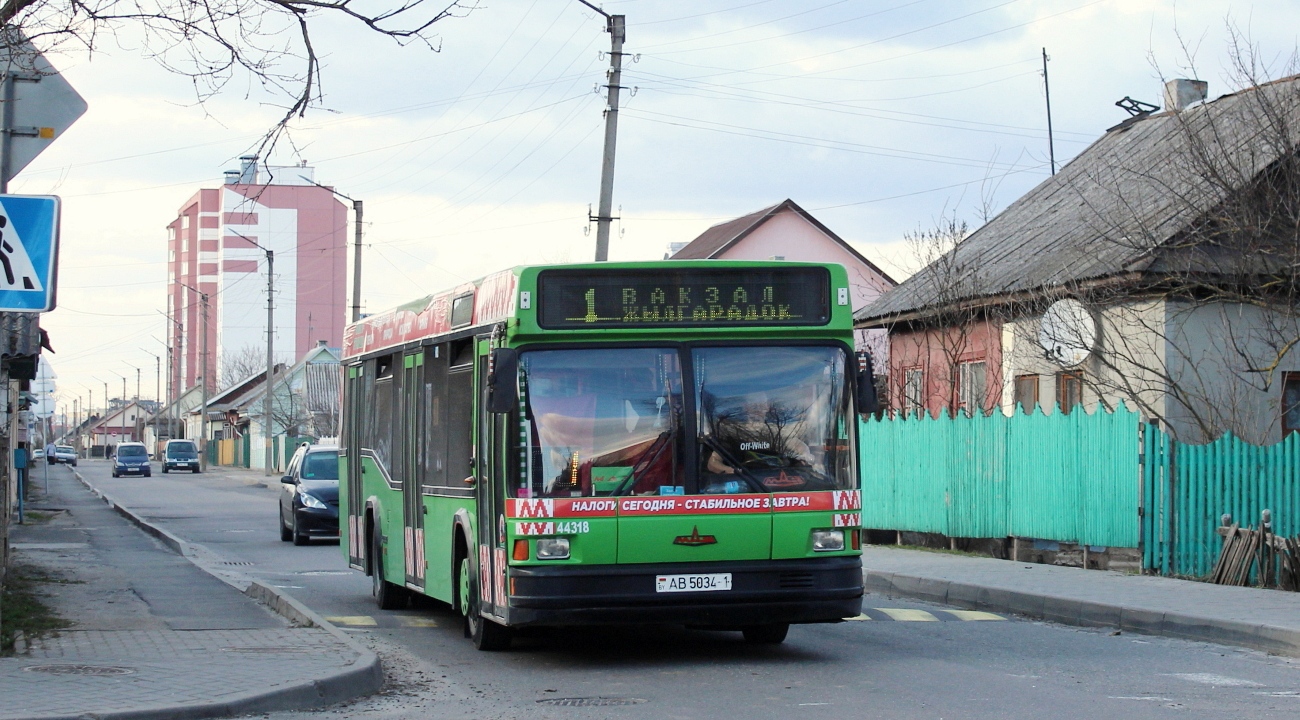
[167,158,347,395]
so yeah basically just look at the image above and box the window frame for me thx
[902,367,924,414]
[1057,371,1083,415]
[958,360,988,417]
[1014,374,1039,414]
[1283,372,1300,436]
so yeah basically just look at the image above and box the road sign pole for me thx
[1,71,13,193]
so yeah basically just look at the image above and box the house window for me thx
[959,361,987,416]
[1284,373,1300,436]
[1014,374,1039,414]
[903,368,923,414]
[1057,372,1082,414]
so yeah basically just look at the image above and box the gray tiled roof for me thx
[857,75,1300,326]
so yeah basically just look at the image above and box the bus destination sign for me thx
[536,267,830,329]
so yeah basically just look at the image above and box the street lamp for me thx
[228,230,276,476]
[114,372,128,443]
[178,282,210,471]
[141,348,161,441]
[157,313,182,441]
[300,176,364,323]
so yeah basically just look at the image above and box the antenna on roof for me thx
[1115,96,1160,117]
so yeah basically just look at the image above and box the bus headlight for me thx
[811,530,845,552]
[536,538,570,560]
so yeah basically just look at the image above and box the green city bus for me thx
[339,261,876,650]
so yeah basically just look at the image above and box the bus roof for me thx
[341,260,850,361]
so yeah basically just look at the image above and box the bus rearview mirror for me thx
[487,348,519,413]
[856,353,879,415]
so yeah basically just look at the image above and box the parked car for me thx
[279,444,339,546]
[162,439,201,473]
[53,446,77,466]
[112,442,152,477]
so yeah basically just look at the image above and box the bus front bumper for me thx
[506,556,863,627]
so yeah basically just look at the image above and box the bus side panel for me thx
[339,454,353,564]
[423,495,474,603]
[365,455,406,587]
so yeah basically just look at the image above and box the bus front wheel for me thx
[742,623,790,644]
[459,557,511,651]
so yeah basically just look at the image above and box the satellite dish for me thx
[1039,299,1096,367]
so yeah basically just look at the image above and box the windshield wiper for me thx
[700,435,767,494]
[610,431,671,496]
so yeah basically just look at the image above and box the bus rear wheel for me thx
[742,623,790,644]
[459,557,511,651]
[371,531,408,610]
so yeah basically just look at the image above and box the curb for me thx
[60,466,385,720]
[863,569,1300,658]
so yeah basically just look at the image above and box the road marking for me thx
[325,616,378,627]
[398,617,438,627]
[849,609,1006,622]
[1167,673,1264,687]
[876,608,940,622]
[945,610,1005,621]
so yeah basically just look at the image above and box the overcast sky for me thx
[20,0,1298,412]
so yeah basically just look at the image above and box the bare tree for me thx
[0,0,476,150]
[220,343,265,388]
[890,214,997,418]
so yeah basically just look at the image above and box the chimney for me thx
[223,170,240,185]
[1163,79,1208,112]
[238,155,259,184]
[317,339,327,348]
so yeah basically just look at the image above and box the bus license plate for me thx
[655,573,732,593]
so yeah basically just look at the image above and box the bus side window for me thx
[423,343,449,489]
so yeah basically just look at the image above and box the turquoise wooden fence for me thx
[860,403,1142,548]
[1144,430,1300,577]
[862,405,1300,577]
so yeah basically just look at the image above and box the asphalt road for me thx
[84,459,1300,720]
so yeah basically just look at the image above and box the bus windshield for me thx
[517,344,853,498]
[694,346,853,493]
[520,348,684,498]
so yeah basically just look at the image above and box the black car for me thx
[279,444,339,546]
[112,442,152,477]
[162,439,201,473]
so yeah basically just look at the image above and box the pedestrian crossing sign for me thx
[0,195,59,312]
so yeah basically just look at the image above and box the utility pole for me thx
[577,1,625,261]
[1042,47,1056,176]
[180,283,210,471]
[233,231,277,476]
[264,249,275,475]
[142,349,160,446]
[300,176,363,323]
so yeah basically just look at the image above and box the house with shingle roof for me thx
[671,199,897,359]
[857,77,1300,444]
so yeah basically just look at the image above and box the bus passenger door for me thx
[402,351,426,590]
[344,364,366,570]
[474,341,508,619]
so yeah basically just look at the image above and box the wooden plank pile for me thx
[1212,515,1300,591]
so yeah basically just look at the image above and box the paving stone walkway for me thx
[0,466,379,720]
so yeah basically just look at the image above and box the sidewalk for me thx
[863,545,1300,657]
[0,466,381,720]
